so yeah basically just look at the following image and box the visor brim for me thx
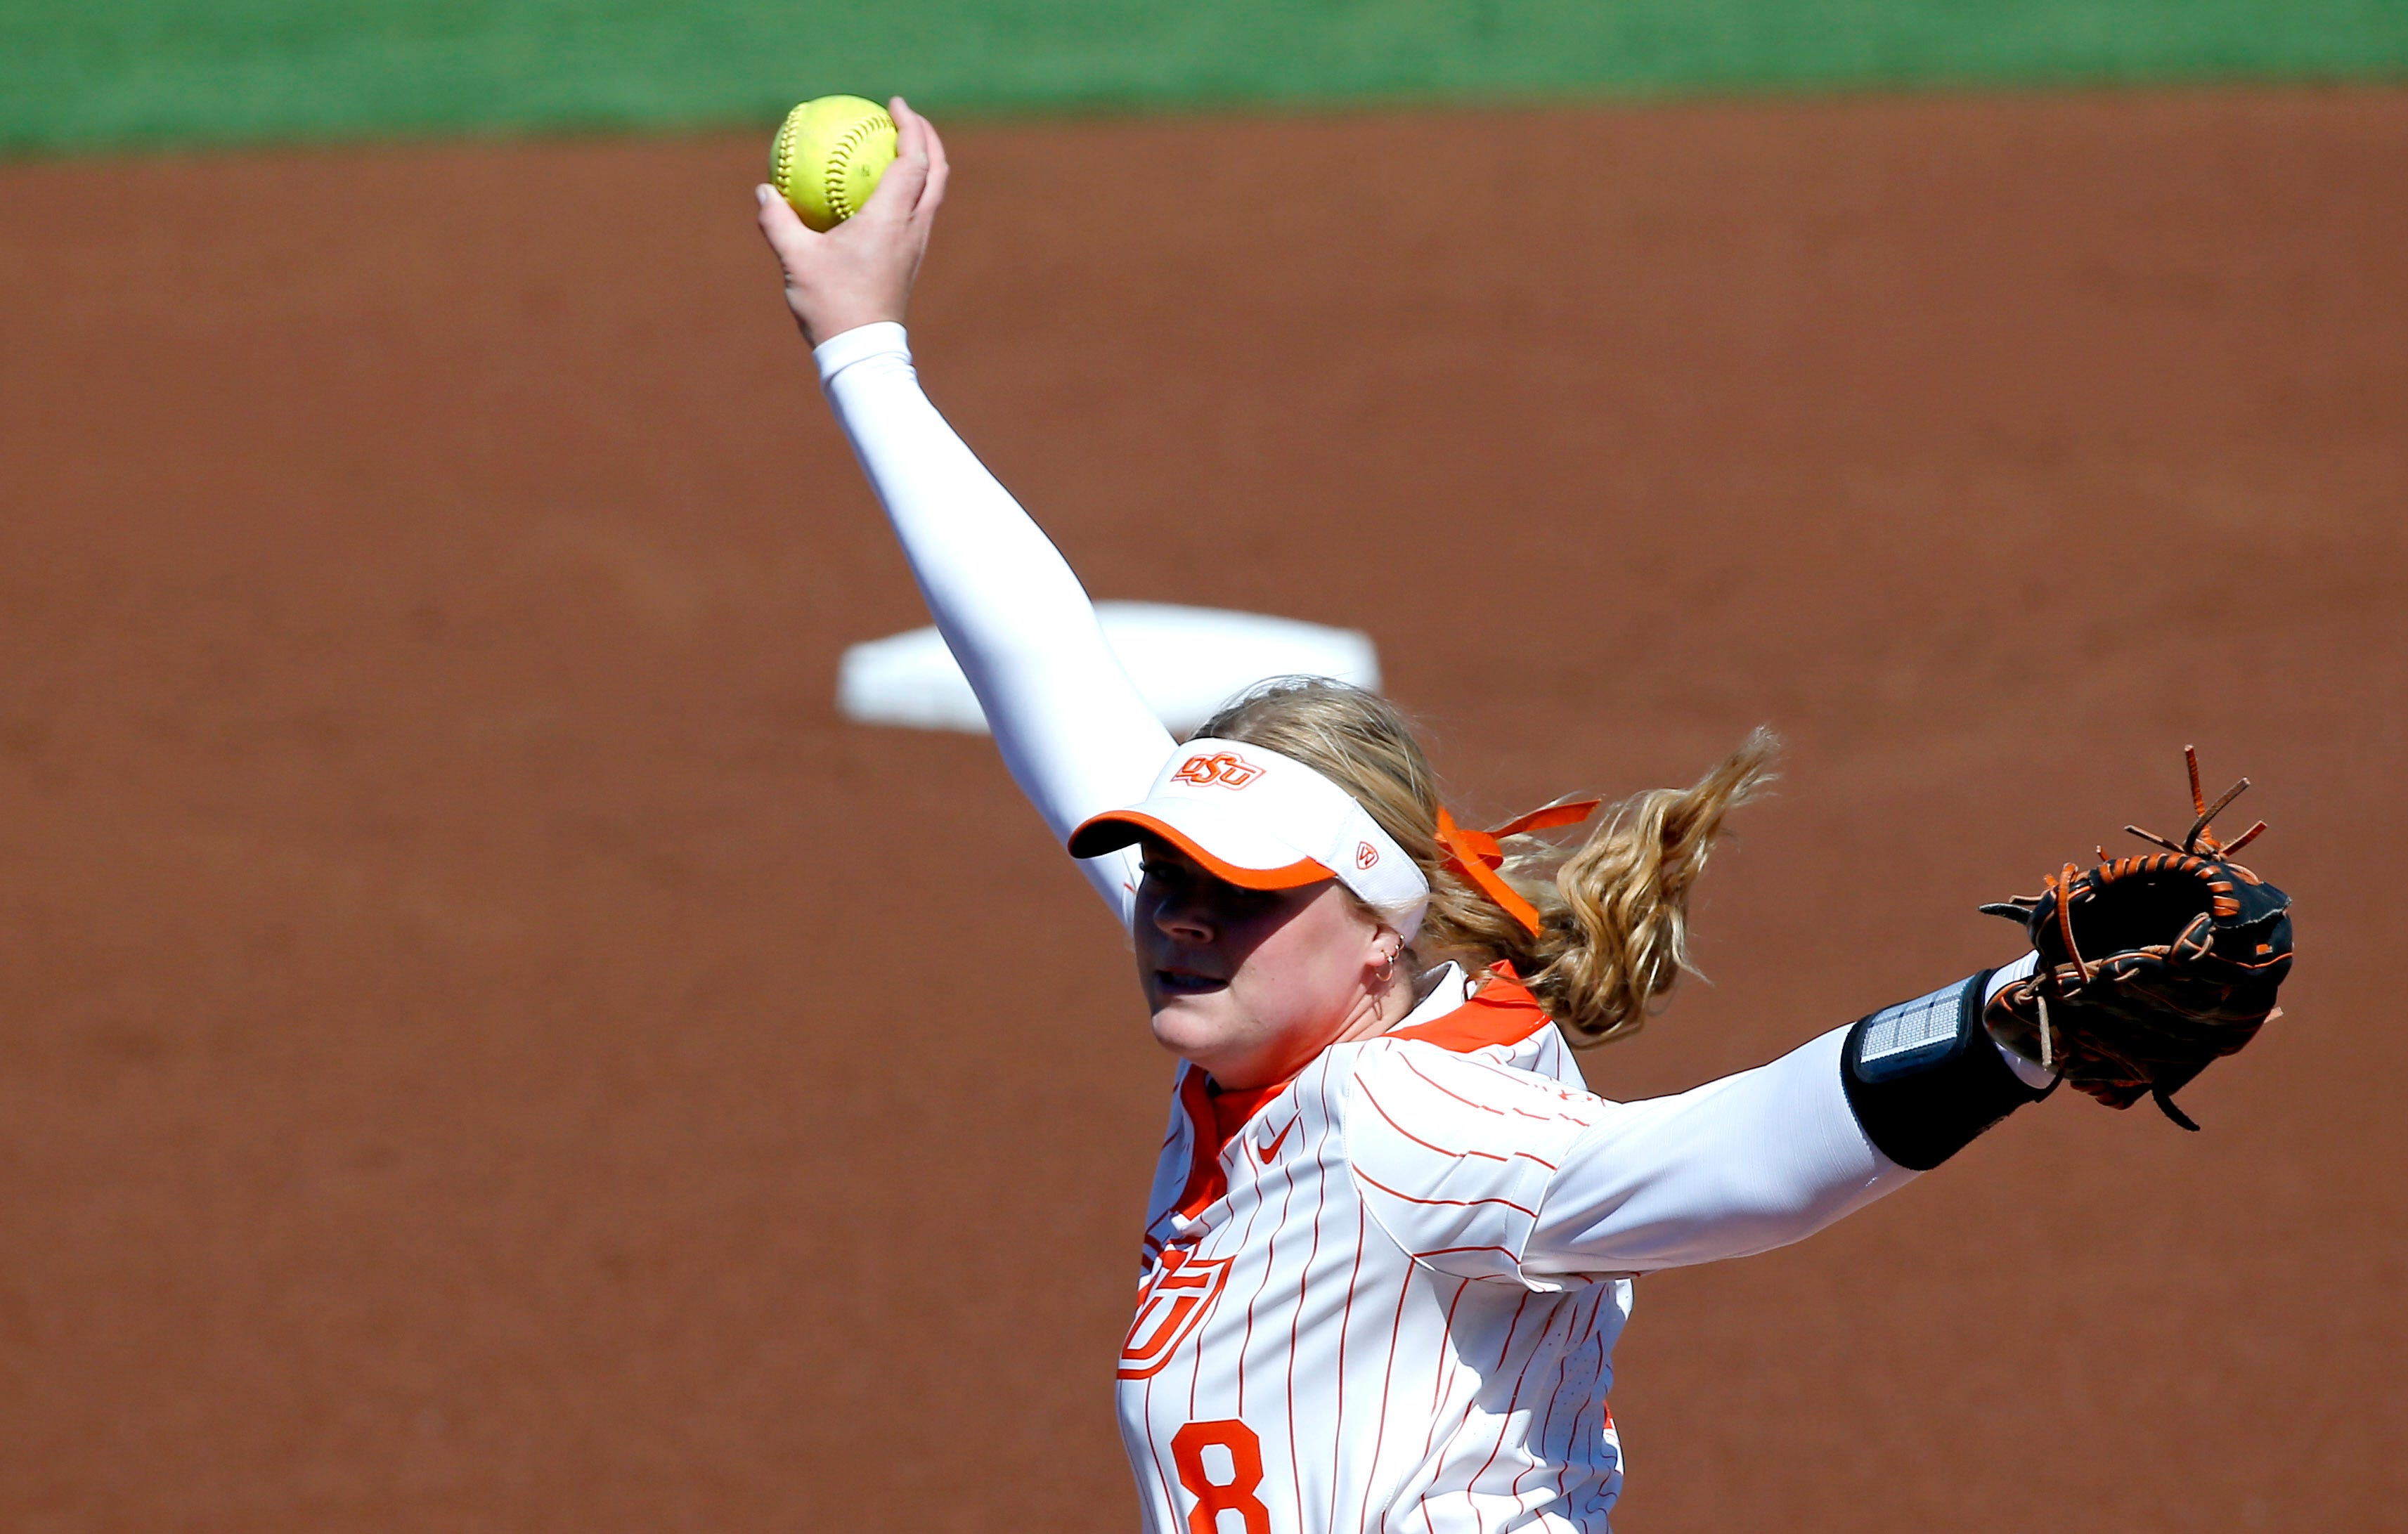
[1069,809,1333,890]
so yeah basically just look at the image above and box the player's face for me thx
[1133,838,1397,1089]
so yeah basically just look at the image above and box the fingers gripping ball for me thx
[1981,747,2293,1129]
[770,96,898,232]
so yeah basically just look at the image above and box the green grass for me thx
[6,0,2407,155]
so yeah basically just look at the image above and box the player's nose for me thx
[1149,893,1216,944]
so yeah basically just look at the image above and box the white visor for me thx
[1068,739,1431,942]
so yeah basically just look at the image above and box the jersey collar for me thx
[1387,961,1553,1053]
[1167,963,1555,1223]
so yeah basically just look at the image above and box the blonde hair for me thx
[1198,677,1778,1048]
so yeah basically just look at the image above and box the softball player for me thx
[756,103,2071,1533]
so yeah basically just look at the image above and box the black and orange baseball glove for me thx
[1981,748,2293,1129]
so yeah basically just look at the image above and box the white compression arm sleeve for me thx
[1523,951,2049,1277]
[815,323,1174,921]
[1522,1027,1915,1277]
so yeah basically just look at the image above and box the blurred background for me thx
[4,3,2405,1530]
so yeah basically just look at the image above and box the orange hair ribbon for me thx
[1434,799,1602,936]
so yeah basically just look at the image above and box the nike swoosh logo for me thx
[1255,1119,1296,1163]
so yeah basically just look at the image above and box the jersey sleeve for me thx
[815,323,1175,921]
[1343,1040,1605,1291]
[1520,1025,1915,1278]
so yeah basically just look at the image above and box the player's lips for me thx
[1153,967,1228,994]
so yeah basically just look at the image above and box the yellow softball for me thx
[770,95,898,232]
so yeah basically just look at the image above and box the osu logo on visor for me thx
[1172,752,1264,788]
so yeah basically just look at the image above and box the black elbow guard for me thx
[1841,971,2052,1171]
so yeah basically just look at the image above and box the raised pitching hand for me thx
[756,96,950,347]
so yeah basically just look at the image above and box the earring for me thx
[1373,950,1399,985]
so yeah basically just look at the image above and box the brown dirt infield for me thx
[1,89,2404,1531]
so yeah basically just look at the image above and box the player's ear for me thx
[1368,927,1404,983]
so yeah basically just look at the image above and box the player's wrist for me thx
[791,286,907,349]
[1841,970,2053,1172]
[1977,952,2057,1086]
[812,320,911,388]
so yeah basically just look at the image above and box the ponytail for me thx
[1514,729,1777,1044]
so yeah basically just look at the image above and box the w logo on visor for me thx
[1172,752,1264,788]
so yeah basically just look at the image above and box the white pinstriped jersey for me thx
[1116,969,1632,1534]
[813,327,1950,1532]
